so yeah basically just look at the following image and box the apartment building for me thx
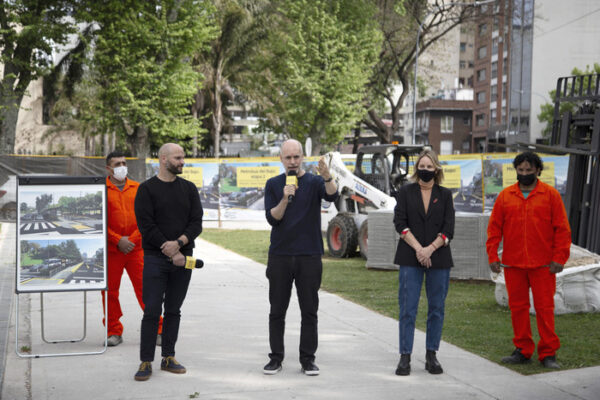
[459,22,476,89]
[472,0,517,152]
[529,0,600,142]
[414,90,474,155]
[473,0,600,150]
[402,13,475,145]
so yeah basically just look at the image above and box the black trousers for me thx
[266,254,322,364]
[140,255,192,362]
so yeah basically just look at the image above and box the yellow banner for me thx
[237,166,280,188]
[439,154,481,161]
[540,163,556,186]
[502,162,555,188]
[502,164,514,187]
[483,152,556,161]
[442,165,461,188]
[180,167,203,187]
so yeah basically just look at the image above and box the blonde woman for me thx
[393,149,455,376]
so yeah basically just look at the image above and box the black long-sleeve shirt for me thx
[264,172,338,256]
[134,176,203,257]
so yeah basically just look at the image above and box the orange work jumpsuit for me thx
[103,177,162,337]
[487,180,571,360]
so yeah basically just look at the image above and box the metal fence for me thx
[0,155,149,221]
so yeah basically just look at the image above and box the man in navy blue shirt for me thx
[262,139,338,376]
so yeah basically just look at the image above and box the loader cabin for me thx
[354,145,427,197]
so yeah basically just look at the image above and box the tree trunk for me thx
[352,126,361,154]
[85,134,95,156]
[309,133,323,156]
[191,91,201,157]
[103,133,110,154]
[192,134,198,157]
[365,109,393,143]
[211,65,223,158]
[0,83,23,154]
[128,125,150,158]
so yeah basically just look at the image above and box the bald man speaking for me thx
[133,143,204,381]
[262,139,338,376]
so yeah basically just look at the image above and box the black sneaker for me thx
[161,356,187,374]
[301,361,320,376]
[541,355,560,369]
[263,359,282,375]
[134,361,152,381]
[501,348,531,364]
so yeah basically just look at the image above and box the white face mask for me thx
[112,166,128,181]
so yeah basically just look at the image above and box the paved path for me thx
[1,231,598,399]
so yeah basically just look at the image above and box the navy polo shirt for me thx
[264,172,338,256]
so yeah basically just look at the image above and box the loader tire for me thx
[358,220,368,259]
[327,214,358,258]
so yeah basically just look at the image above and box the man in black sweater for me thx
[133,143,203,381]
[262,139,338,376]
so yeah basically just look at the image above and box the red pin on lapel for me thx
[433,198,438,203]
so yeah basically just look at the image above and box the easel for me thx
[15,175,108,358]
[15,291,107,358]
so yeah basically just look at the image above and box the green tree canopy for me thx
[363,0,492,144]
[93,247,104,265]
[0,0,77,154]
[77,0,218,156]
[58,240,82,261]
[193,0,271,157]
[251,0,381,154]
[35,194,53,213]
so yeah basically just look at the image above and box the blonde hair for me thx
[411,149,444,185]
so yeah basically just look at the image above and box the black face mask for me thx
[517,173,537,186]
[417,168,436,183]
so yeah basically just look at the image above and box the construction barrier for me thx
[1,153,569,222]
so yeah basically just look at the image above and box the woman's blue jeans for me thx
[398,265,450,354]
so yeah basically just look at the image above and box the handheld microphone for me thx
[171,256,204,269]
[286,170,298,204]
[184,256,204,269]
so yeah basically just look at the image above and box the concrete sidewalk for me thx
[1,233,599,399]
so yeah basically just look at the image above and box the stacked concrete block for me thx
[365,210,492,280]
[365,210,399,270]
[450,214,491,280]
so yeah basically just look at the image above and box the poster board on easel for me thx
[15,175,107,358]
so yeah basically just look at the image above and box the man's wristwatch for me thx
[177,239,184,248]
[324,176,333,182]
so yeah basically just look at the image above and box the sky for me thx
[23,238,103,257]
[18,185,103,208]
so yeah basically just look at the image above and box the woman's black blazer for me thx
[393,182,455,269]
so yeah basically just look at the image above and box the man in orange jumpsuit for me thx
[487,151,571,369]
[103,151,162,346]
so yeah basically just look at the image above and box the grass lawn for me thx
[201,228,600,375]
[484,177,504,194]
[220,178,239,193]
[21,253,43,266]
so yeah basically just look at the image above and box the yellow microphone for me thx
[184,256,204,269]
[286,170,298,203]
[169,255,204,269]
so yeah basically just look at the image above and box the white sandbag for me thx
[492,245,600,314]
